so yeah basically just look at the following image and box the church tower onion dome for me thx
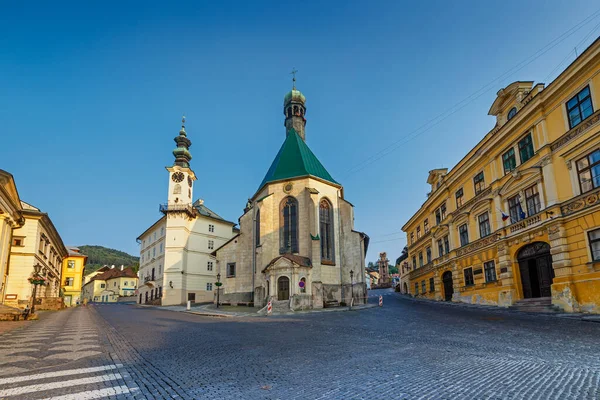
[172,116,192,168]
[284,88,306,105]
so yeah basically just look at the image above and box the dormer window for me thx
[507,107,517,120]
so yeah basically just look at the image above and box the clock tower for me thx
[166,116,196,207]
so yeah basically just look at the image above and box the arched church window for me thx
[280,197,298,254]
[255,208,261,247]
[320,199,334,262]
[173,184,181,194]
[507,107,517,120]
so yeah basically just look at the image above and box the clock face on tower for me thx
[172,172,185,183]
[187,176,193,187]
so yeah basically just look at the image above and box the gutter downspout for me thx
[337,190,344,304]
[252,207,256,305]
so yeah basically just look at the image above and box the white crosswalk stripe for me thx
[0,363,138,399]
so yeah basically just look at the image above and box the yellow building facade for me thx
[82,267,137,303]
[60,247,87,306]
[402,38,600,314]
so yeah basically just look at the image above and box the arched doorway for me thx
[403,282,408,294]
[518,242,553,298]
[277,276,290,300]
[442,271,453,301]
[139,293,142,304]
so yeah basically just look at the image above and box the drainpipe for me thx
[252,207,256,305]
[337,189,344,304]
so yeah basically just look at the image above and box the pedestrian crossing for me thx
[0,363,139,399]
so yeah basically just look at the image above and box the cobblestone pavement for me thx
[1,291,600,399]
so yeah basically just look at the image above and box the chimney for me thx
[120,265,124,271]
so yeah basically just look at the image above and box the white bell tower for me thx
[165,116,196,207]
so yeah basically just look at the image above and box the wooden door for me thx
[278,276,290,300]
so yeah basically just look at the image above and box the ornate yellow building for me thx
[402,38,600,313]
[60,247,88,306]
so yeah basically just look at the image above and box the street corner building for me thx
[60,246,88,306]
[4,200,67,310]
[136,118,238,306]
[401,38,600,314]
[213,83,369,311]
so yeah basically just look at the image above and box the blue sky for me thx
[1,1,599,263]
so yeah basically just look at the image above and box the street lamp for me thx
[349,269,354,310]
[30,264,42,316]
[216,273,221,308]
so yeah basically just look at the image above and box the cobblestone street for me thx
[1,289,599,399]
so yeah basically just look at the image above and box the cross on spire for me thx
[290,68,298,89]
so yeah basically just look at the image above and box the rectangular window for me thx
[207,261,213,271]
[421,280,426,293]
[524,185,541,216]
[412,256,417,270]
[474,172,485,195]
[209,224,215,233]
[478,212,491,238]
[508,194,523,223]
[416,226,421,239]
[160,243,163,253]
[410,232,414,245]
[437,239,444,257]
[426,247,431,264]
[518,133,534,164]
[153,232,157,242]
[64,277,74,286]
[161,227,164,236]
[455,188,464,208]
[67,260,76,269]
[441,203,446,220]
[227,262,236,277]
[567,86,593,129]
[588,228,600,261]
[100,283,106,288]
[502,148,517,174]
[424,219,429,234]
[459,224,469,247]
[414,282,419,295]
[12,237,24,247]
[464,268,474,286]
[206,283,213,291]
[576,149,600,194]
[484,261,497,283]
[188,293,196,302]
[435,209,441,225]
[444,235,450,254]
[418,252,423,267]
[429,277,434,292]
[208,240,214,250]
[153,247,156,257]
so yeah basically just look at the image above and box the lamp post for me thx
[216,273,221,308]
[30,264,42,316]
[349,269,354,310]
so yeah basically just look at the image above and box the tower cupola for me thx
[284,69,307,140]
[173,116,192,168]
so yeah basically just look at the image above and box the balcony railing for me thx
[159,203,196,217]
[508,213,543,234]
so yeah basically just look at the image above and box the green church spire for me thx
[172,116,192,168]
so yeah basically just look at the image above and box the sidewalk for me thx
[397,292,600,323]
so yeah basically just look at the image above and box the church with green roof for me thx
[214,79,369,312]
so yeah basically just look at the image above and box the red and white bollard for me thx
[267,300,272,315]
[379,295,383,307]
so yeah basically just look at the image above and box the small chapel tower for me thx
[166,116,196,206]
[283,69,307,140]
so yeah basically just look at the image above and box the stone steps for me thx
[510,297,559,313]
